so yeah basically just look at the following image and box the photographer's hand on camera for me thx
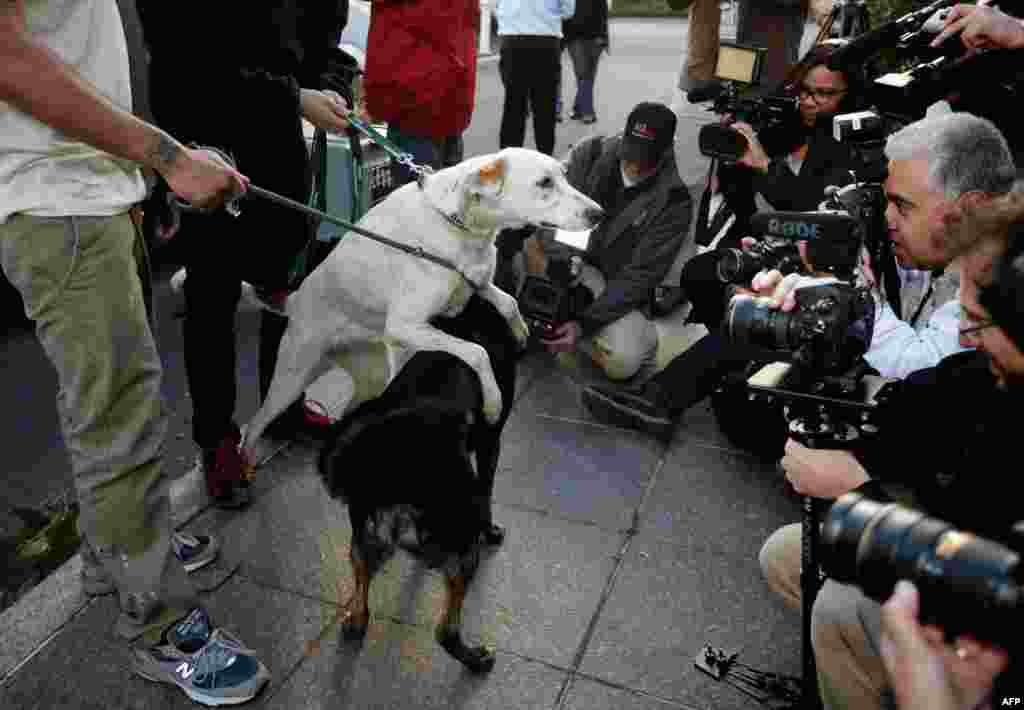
[541,321,583,353]
[730,121,772,173]
[881,581,1010,710]
[780,438,870,498]
[931,4,1024,51]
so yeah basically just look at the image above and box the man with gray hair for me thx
[758,112,1017,710]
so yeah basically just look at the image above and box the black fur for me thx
[317,294,520,672]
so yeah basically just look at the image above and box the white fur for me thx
[175,148,603,464]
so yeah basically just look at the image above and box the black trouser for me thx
[499,36,562,155]
[178,197,309,452]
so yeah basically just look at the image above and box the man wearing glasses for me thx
[757,114,1020,710]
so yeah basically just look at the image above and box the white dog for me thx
[176,147,604,470]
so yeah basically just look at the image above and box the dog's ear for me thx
[465,157,507,202]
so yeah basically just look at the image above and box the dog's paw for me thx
[483,395,503,425]
[438,630,496,674]
[511,315,530,350]
[481,523,505,547]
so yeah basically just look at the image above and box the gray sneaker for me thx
[82,531,220,596]
[133,609,270,706]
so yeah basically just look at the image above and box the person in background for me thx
[364,0,480,185]
[561,0,610,125]
[496,0,576,156]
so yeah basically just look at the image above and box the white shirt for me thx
[0,0,146,224]
[864,264,964,379]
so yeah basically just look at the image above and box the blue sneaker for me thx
[82,532,219,596]
[133,608,270,706]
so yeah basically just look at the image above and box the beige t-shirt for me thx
[0,0,146,224]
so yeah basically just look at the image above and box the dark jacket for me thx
[365,0,479,141]
[565,135,693,335]
[719,120,865,239]
[137,1,348,286]
[853,351,1020,544]
[563,0,609,42]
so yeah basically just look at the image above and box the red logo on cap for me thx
[632,122,657,141]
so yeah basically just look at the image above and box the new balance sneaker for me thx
[133,607,270,706]
[82,532,220,596]
[171,532,221,573]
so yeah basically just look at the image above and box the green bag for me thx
[288,127,370,286]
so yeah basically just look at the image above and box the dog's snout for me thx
[584,206,605,224]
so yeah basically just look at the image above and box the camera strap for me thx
[695,159,718,247]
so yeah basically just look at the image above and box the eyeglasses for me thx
[798,84,847,103]
[959,310,997,338]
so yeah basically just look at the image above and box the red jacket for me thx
[365,0,479,141]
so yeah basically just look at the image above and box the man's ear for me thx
[465,157,507,202]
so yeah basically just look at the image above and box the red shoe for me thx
[202,427,251,509]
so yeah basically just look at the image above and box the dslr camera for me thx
[693,42,799,162]
[823,492,1024,654]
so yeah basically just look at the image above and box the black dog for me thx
[318,294,520,673]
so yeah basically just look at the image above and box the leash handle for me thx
[172,145,244,217]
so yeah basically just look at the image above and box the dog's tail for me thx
[169,267,290,317]
[317,400,474,503]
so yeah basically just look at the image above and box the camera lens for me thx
[726,294,792,350]
[717,249,763,285]
[821,493,1024,650]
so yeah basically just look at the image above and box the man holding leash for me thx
[523,102,693,381]
[1,0,271,705]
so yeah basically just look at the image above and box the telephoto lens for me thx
[821,493,1023,652]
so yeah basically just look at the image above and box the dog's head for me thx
[427,148,605,237]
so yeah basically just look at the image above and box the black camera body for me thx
[823,493,1024,654]
[517,255,593,339]
[727,281,875,374]
[698,93,799,162]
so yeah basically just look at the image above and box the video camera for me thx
[826,0,1024,131]
[692,42,800,162]
[517,229,594,339]
[822,492,1024,654]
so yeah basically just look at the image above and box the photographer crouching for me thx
[759,188,1024,710]
[497,102,693,381]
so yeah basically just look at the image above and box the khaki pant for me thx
[1,213,193,640]
[575,264,658,381]
[759,523,893,710]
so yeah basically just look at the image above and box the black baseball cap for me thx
[620,102,677,164]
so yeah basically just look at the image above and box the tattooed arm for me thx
[0,0,246,208]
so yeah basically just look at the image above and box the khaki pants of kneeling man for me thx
[759,523,895,710]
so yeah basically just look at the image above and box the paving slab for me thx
[577,533,801,710]
[637,435,800,547]
[268,618,568,710]
[497,411,664,530]
[562,675,703,710]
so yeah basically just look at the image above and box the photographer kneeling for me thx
[759,192,1024,710]
[508,102,693,381]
